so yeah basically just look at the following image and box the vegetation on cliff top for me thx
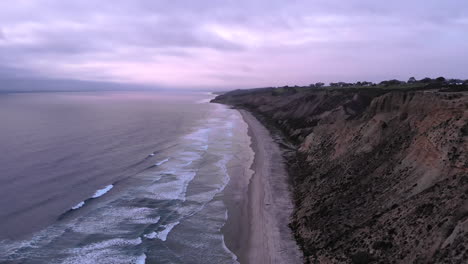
[226,77,468,97]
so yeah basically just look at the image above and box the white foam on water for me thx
[134,253,146,264]
[0,225,68,260]
[183,128,211,149]
[61,237,143,264]
[92,184,113,198]
[69,207,160,235]
[68,185,114,210]
[117,208,161,225]
[178,151,200,163]
[143,221,180,241]
[157,221,179,241]
[71,201,85,210]
[221,209,240,262]
[155,158,169,166]
[144,148,204,202]
[173,103,238,204]
[131,215,160,225]
[151,171,197,201]
[142,232,157,239]
[145,123,213,202]
[183,150,232,211]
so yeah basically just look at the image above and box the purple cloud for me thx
[0,0,467,89]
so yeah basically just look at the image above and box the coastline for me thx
[222,109,302,264]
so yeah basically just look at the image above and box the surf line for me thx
[59,184,115,219]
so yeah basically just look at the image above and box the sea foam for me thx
[92,184,114,198]
[155,158,169,166]
[70,184,114,210]
[61,237,143,264]
[134,253,146,264]
[143,221,180,241]
[71,201,85,210]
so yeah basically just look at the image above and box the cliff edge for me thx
[212,86,468,263]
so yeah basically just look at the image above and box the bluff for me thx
[212,86,468,263]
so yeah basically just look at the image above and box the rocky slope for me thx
[212,86,468,263]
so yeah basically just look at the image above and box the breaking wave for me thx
[70,184,114,211]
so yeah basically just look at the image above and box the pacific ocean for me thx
[0,91,251,264]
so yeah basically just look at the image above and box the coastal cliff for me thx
[212,86,468,263]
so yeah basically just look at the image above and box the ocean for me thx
[0,91,251,263]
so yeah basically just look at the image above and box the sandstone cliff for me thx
[212,86,468,263]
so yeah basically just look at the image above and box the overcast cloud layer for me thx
[0,0,467,89]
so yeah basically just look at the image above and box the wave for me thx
[155,158,169,166]
[71,201,85,210]
[69,184,114,211]
[92,185,113,198]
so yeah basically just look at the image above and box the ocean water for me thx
[0,91,251,264]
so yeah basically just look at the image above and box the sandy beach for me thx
[222,109,302,264]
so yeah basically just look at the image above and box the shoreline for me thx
[222,109,302,263]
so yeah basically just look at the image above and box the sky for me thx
[0,0,467,90]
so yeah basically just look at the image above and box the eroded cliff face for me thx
[212,88,468,263]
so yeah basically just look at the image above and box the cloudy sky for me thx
[0,0,467,90]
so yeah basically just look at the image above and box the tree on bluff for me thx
[379,79,404,87]
[315,82,325,88]
[420,77,433,83]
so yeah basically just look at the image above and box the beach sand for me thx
[222,109,302,264]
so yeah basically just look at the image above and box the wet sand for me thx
[222,109,302,264]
